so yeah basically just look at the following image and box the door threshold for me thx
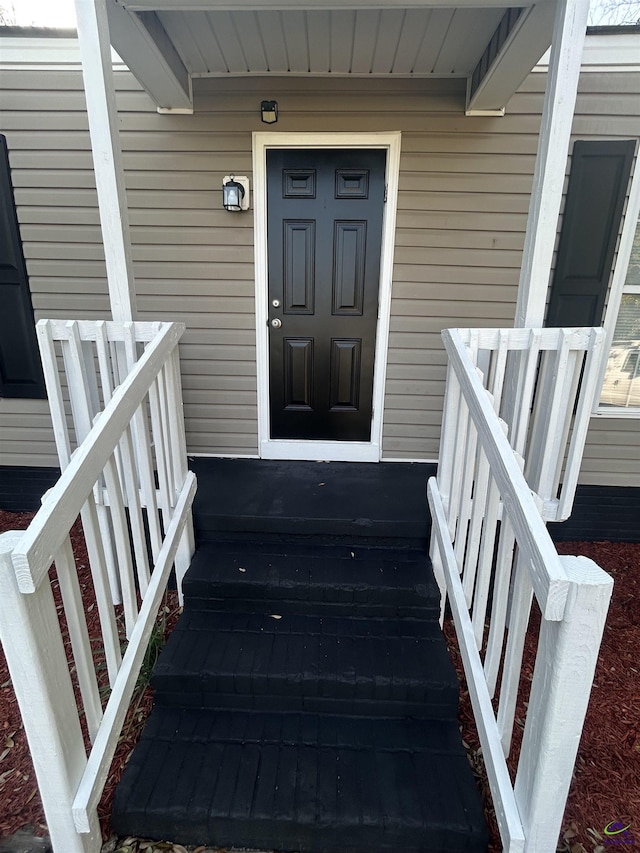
[260,440,380,462]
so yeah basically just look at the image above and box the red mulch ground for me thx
[0,510,638,851]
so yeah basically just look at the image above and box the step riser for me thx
[154,692,457,719]
[195,521,429,546]
[114,813,474,853]
[184,598,439,620]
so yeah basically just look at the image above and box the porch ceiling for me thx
[106,0,559,112]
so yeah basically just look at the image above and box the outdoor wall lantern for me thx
[222,175,250,212]
[260,100,278,124]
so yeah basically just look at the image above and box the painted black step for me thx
[183,542,440,618]
[152,610,458,718]
[191,458,435,544]
[112,708,488,853]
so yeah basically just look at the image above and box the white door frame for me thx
[252,131,401,462]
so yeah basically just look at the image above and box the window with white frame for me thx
[598,161,640,415]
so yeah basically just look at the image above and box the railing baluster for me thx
[63,321,96,446]
[80,498,122,687]
[558,328,605,520]
[123,323,163,565]
[36,321,72,468]
[102,454,138,638]
[463,405,496,612]
[496,558,534,756]
[167,347,195,592]
[511,327,542,456]
[483,518,517,697]
[92,323,122,604]
[488,329,510,415]
[94,321,114,406]
[54,536,103,742]
[119,423,151,596]
[437,362,461,521]
[471,469,501,651]
[454,337,481,566]
[157,363,176,512]
[149,372,172,521]
[454,405,478,572]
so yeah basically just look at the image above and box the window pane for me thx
[600,217,640,409]
[601,292,640,407]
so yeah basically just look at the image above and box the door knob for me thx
[271,318,282,328]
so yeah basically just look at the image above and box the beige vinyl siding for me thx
[580,418,640,486]
[0,57,638,487]
[0,69,110,467]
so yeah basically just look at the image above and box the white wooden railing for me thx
[0,320,196,853]
[428,327,614,853]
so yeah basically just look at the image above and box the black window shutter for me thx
[546,139,636,328]
[0,134,46,398]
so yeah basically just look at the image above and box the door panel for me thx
[267,148,385,441]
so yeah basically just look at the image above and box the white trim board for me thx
[252,131,401,463]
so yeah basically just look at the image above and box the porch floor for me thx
[112,459,488,853]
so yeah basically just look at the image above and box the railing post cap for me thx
[558,554,614,588]
[0,530,23,554]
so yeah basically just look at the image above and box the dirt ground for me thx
[0,510,638,851]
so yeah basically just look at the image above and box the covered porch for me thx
[69,0,590,463]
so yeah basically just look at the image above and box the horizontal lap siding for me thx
[1,68,259,460]
[1,62,638,486]
[0,70,110,467]
[386,84,529,460]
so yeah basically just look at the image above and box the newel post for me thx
[0,532,101,853]
[514,555,613,851]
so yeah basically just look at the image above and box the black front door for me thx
[267,148,386,441]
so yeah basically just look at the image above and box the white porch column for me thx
[74,0,137,322]
[514,0,589,327]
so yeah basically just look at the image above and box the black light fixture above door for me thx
[260,100,278,124]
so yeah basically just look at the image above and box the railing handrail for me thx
[442,328,569,621]
[11,321,185,594]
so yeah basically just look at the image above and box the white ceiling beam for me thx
[106,0,192,111]
[466,2,557,113]
[122,0,536,10]
[75,0,137,322]
[515,0,589,326]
